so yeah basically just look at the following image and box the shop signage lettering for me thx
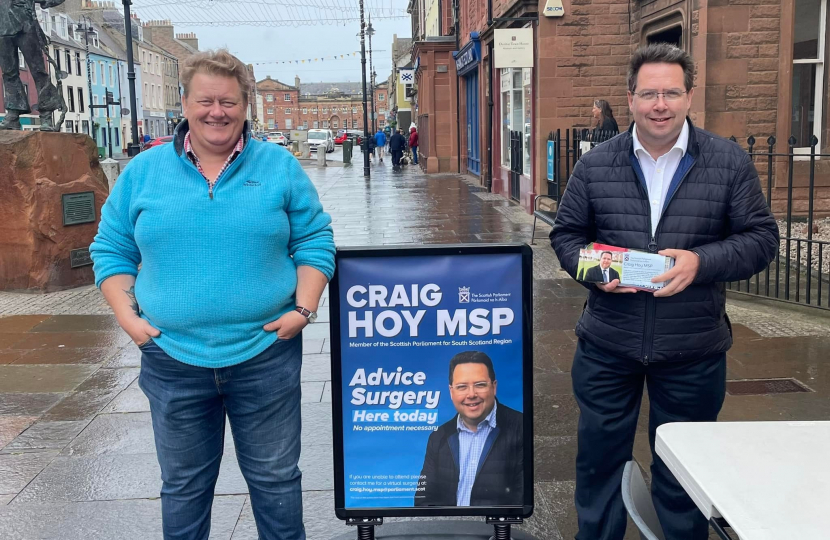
[494,29,534,69]
[455,47,477,73]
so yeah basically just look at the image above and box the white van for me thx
[307,129,334,153]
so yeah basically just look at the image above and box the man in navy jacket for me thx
[551,44,778,540]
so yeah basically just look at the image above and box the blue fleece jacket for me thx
[90,127,335,368]
[374,131,387,147]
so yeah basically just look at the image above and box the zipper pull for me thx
[643,355,649,366]
[648,237,658,253]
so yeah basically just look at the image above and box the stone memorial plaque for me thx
[62,192,96,226]
[70,247,93,268]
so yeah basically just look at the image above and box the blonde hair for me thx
[181,48,251,104]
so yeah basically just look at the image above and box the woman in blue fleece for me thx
[90,49,334,540]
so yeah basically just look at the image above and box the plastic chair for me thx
[622,460,666,540]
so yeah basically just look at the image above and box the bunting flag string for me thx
[248,52,361,66]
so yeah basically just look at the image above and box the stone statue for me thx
[0,0,68,131]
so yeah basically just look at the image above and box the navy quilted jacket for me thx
[550,119,779,363]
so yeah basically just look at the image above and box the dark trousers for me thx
[572,339,726,540]
[0,32,61,113]
[392,150,403,167]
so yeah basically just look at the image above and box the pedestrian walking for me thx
[550,43,778,540]
[374,128,387,163]
[592,99,619,137]
[90,48,335,540]
[390,128,406,170]
[409,126,419,165]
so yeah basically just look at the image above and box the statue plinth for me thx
[0,130,110,292]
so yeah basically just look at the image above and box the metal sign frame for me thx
[329,243,535,520]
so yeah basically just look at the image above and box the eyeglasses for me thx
[632,89,687,102]
[452,381,491,393]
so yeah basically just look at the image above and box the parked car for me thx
[266,132,288,146]
[335,132,349,145]
[307,129,335,153]
[344,129,363,145]
[142,135,173,150]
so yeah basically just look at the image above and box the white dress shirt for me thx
[632,120,689,236]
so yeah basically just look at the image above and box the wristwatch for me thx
[295,306,318,323]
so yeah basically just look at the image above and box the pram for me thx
[399,145,413,166]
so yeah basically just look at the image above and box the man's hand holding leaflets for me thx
[577,243,696,296]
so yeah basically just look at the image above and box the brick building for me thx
[255,76,388,133]
[416,0,830,213]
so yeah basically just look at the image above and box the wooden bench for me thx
[531,195,557,245]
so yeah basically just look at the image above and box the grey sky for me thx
[130,0,412,84]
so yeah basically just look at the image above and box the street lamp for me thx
[367,16,376,134]
[75,19,95,140]
[358,0,370,177]
[122,0,141,157]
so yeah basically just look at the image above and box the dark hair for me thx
[593,99,614,128]
[627,43,694,93]
[601,251,613,258]
[449,351,496,384]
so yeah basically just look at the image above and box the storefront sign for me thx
[543,0,565,17]
[494,28,534,69]
[330,245,534,519]
[399,69,415,85]
[454,33,482,77]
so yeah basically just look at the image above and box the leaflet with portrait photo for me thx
[334,251,528,511]
[577,243,675,291]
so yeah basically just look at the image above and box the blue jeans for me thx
[572,339,726,540]
[139,336,305,540]
[411,145,418,164]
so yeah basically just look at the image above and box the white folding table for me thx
[655,421,830,540]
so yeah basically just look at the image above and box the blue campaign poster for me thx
[336,252,526,511]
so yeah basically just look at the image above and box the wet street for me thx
[1,159,829,539]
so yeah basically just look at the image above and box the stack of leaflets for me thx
[577,243,675,291]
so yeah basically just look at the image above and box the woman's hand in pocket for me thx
[119,315,161,347]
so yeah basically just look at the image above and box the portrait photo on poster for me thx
[329,245,534,519]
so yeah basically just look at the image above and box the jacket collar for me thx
[173,119,252,156]
[626,116,699,159]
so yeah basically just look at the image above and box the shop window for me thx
[500,68,532,169]
[792,0,826,150]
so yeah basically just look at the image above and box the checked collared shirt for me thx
[184,131,245,198]
[455,401,498,506]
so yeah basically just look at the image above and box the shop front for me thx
[455,33,483,177]
[490,26,535,211]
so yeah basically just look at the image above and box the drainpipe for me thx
[455,0,461,173]
[486,0,494,192]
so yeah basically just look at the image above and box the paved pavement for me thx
[1,158,829,539]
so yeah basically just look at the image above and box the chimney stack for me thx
[176,32,199,51]
[295,75,300,89]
